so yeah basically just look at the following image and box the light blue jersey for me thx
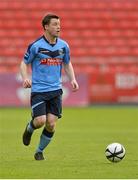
[24,36,70,92]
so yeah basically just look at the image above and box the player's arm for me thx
[63,61,79,92]
[20,43,36,88]
[20,61,32,88]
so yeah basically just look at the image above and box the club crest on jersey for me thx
[58,49,64,55]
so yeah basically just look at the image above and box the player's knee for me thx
[46,121,56,132]
[46,114,58,131]
[34,115,46,128]
[49,121,56,131]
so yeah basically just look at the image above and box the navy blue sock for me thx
[36,128,54,153]
[27,120,36,134]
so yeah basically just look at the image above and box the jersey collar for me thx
[42,35,58,47]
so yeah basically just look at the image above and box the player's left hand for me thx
[71,80,79,92]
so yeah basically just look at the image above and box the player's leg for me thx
[22,93,46,146]
[34,114,58,160]
[34,95,62,160]
[23,115,46,146]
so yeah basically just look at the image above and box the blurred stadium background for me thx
[0,0,138,106]
[0,1,138,179]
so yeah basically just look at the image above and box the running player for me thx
[20,14,79,160]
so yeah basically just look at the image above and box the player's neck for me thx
[44,33,57,44]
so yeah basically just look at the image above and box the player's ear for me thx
[44,24,48,30]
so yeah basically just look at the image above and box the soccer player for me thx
[20,14,79,160]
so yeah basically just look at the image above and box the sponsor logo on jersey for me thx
[40,58,62,65]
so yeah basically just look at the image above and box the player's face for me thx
[46,18,60,38]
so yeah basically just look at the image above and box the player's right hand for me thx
[23,79,32,88]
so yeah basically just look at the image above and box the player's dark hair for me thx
[42,14,59,30]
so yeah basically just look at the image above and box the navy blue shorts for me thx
[31,89,63,119]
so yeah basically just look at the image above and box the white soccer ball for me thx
[105,143,126,163]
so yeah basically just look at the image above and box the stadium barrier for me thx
[0,64,138,106]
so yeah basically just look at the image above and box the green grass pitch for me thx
[0,106,138,179]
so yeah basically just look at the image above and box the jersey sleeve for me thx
[63,43,70,64]
[23,44,36,64]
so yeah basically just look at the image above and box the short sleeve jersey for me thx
[23,36,70,92]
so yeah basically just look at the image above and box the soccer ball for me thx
[105,143,126,163]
